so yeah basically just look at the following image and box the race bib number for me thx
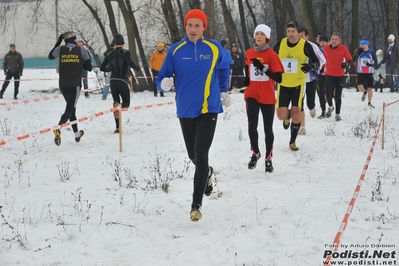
[282,58,298,73]
[361,58,371,67]
[250,64,269,81]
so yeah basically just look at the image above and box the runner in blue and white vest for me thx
[353,38,378,108]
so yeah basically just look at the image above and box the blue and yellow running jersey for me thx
[156,37,231,118]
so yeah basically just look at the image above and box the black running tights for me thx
[246,98,275,160]
[59,86,80,133]
[179,113,217,206]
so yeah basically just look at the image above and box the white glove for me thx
[220,92,231,108]
[160,77,174,92]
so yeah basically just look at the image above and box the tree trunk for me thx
[318,0,328,35]
[336,0,344,36]
[80,0,109,67]
[349,0,359,54]
[204,0,215,39]
[387,0,398,39]
[348,0,359,88]
[272,0,286,41]
[187,0,201,9]
[161,0,180,44]
[219,0,236,46]
[238,0,250,51]
[115,0,148,91]
[298,0,317,40]
[284,0,296,21]
[104,0,118,38]
[175,0,185,40]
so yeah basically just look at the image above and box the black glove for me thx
[341,62,347,68]
[319,67,324,75]
[55,34,64,47]
[365,62,373,67]
[251,58,265,72]
[301,63,313,73]
[19,73,22,77]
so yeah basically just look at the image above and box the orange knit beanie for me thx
[184,9,208,31]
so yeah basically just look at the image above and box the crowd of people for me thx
[2,8,398,222]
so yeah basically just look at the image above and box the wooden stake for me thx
[382,102,385,150]
[119,106,122,152]
[129,75,133,94]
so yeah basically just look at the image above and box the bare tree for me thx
[238,0,251,51]
[104,0,119,37]
[162,0,180,43]
[349,0,359,54]
[175,0,185,39]
[317,0,328,35]
[113,0,149,91]
[284,0,296,20]
[245,0,257,37]
[219,0,237,45]
[387,0,398,39]
[272,0,287,41]
[2,0,399,84]
[187,0,202,9]
[204,0,215,39]
[298,0,318,39]
[80,0,111,67]
[336,0,345,35]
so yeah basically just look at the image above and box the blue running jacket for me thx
[156,37,231,118]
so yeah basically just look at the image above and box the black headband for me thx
[287,23,298,30]
[65,35,77,43]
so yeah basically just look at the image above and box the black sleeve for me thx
[352,48,362,62]
[243,64,249,86]
[352,53,358,63]
[100,55,109,72]
[48,47,56,60]
[304,41,319,64]
[3,55,6,71]
[19,53,24,72]
[265,69,282,83]
[83,59,92,71]
[273,39,282,54]
[346,59,353,66]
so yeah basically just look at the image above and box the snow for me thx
[1,69,398,266]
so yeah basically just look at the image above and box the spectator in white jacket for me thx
[374,49,386,93]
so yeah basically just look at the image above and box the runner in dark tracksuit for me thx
[100,34,141,133]
[49,31,92,146]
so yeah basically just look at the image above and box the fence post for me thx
[119,106,123,152]
[382,102,385,150]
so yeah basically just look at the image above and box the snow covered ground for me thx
[1,69,398,266]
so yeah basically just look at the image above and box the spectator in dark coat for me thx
[1,44,24,99]
[230,43,245,92]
